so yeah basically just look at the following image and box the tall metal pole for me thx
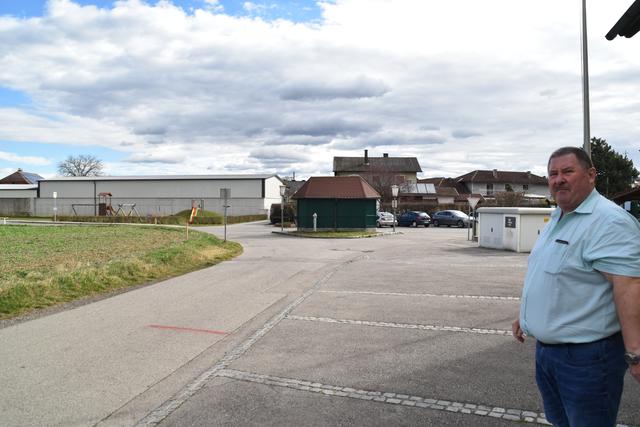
[392,202,396,233]
[279,185,286,232]
[581,0,591,158]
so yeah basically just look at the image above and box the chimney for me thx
[18,168,23,172]
[492,169,498,178]
[293,171,296,181]
[364,149,369,165]
[383,153,388,158]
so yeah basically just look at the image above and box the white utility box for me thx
[477,207,554,253]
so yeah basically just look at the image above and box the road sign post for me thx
[221,188,231,241]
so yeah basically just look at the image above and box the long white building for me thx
[31,174,284,218]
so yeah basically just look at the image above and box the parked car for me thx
[397,211,431,227]
[376,211,397,227]
[431,210,471,228]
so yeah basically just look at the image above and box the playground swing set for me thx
[71,192,141,217]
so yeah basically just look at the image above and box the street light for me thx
[279,185,286,232]
[391,184,399,233]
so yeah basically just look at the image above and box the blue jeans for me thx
[535,332,628,427]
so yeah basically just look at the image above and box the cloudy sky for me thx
[0,0,638,180]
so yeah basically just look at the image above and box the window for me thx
[486,183,494,195]
[523,184,529,191]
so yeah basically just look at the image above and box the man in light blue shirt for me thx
[513,146,640,427]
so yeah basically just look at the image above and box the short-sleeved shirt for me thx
[520,189,640,344]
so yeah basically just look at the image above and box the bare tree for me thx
[361,166,406,203]
[57,155,104,176]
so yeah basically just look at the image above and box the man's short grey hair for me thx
[548,146,594,170]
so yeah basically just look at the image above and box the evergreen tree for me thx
[591,137,639,198]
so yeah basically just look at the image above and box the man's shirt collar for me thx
[550,188,599,219]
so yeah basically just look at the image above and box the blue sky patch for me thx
[0,87,31,107]
[0,141,123,176]
[0,0,324,22]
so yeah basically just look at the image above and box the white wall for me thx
[264,176,285,209]
[0,189,37,198]
[469,182,549,198]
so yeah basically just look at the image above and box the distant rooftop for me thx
[0,184,38,190]
[0,169,44,184]
[333,150,422,174]
[455,170,547,185]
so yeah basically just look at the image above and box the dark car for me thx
[397,211,431,227]
[431,210,471,227]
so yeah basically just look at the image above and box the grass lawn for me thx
[0,224,242,320]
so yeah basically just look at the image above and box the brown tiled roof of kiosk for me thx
[292,176,380,199]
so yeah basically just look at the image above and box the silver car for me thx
[431,210,471,227]
[376,211,397,227]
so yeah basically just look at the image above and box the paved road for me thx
[1,222,638,426]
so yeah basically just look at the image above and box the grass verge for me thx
[0,224,242,320]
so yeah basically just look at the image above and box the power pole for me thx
[581,0,591,158]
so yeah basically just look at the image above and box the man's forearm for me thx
[611,275,640,353]
[611,274,640,382]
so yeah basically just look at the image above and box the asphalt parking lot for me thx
[1,222,637,426]
[157,224,639,426]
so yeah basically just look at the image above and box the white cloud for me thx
[0,150,51,166]
[204,0,224,12]
[0,0,638,178]
[0,108,146,149]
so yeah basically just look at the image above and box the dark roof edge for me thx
[606,0,640,40]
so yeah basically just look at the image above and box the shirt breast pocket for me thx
[543,242,571,274]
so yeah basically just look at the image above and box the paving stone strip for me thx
[286,315,513,336]
[217,368,551,425]
[134,254,368,426]
[428,263,528,269]
[319,290,521,301]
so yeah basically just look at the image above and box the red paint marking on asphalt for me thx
[147,324,229,335]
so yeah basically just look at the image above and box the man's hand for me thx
[512,318,525,343]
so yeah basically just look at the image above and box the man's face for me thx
[548,153,596,213]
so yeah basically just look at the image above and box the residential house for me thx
[0,169,41,215]
[0,169,44,184]
[333,150,422,200]
[451,170,549,198]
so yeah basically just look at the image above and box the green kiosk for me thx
[292,176,380,231]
